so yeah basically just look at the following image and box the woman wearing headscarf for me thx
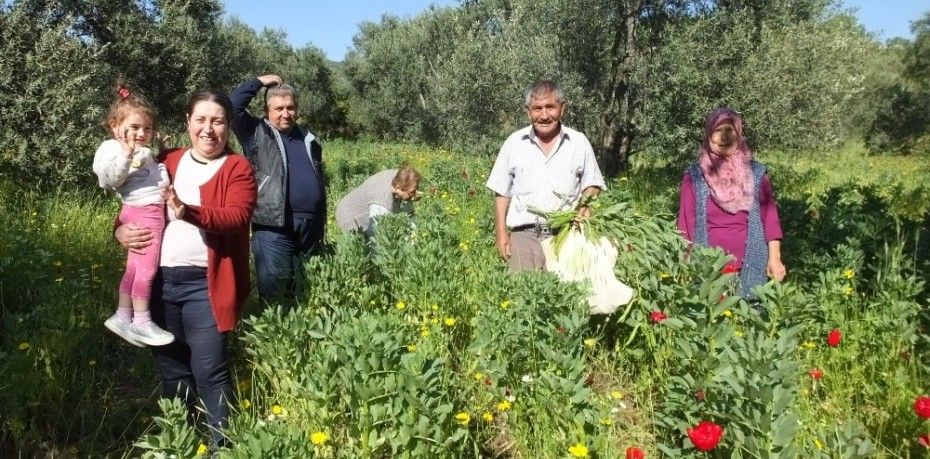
[677,107,786,298]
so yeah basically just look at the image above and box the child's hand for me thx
[116,127,136,158]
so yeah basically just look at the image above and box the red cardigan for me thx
[161,148,256,331]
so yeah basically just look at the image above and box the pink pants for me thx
[118,203,165,300]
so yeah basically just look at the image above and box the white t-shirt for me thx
[92,139,168,206]
[485,125,605,228]
[160,151,228,268]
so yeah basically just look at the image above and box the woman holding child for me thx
[115,89,256,448]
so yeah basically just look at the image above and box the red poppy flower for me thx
[826,329,842,348]
[722,265,739,274]
[914,395,930,419]
[808,368,823,380]
[625,446,646,459]
[650,311,667,324]
[918,434,930,448]
[687,421,724,451]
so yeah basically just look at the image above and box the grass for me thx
[1,139,929,457]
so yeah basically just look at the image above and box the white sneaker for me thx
[104,314,145,347]
[128,321,175,346]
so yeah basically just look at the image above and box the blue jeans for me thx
[150,266,232,447]
[252,213,322,300]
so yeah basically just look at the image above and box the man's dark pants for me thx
[252,213,322,300]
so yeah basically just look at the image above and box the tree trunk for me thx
[595,0,643,177]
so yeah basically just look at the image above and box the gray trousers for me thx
[508,230,548,271]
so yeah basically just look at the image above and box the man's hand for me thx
[258,74,283,88]
[115,223,154,254]
[495,232,511,260]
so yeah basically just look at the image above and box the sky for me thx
[221,0,928,61]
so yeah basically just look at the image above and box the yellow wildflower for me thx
[310,431,330,445]
[600,418,614,426]
[610,390,624,400]
[444,317,457,327]
[407,344,417,352]
[583,338,597,348]
[802,341,816,350]
[735,330,745,338]
[800,388,810,396]
[53,260,62,267]
[271,405,284,416]
[431,303,439,310]
[88,359,96,366]
[18,342,30,351]
[843,268,855,279]
[474,372,485,381]
[722,309,733,318]
[499,299,510,309]
[459,242,470,252]
[660,272,670,279]
[468,217,476,225]
[241,399,251,409]
[196,443,208,455]
[842,286,853,296]
[814,438,823,450]
[420,327,430,337]
[482,411,494,422]
[395,301,406,310]
[431,318,439,325]
[454,412,470,425]
[568,442,590,458]
[496,400,512,412]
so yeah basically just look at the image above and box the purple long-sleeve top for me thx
[677,172,783,270]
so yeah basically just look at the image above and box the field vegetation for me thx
[1,0,929,457]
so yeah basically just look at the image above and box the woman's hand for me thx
[165,185,186,219]
[766,240,786,281]
[116,223,154,254]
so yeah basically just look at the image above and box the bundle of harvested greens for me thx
[532,194,635,314]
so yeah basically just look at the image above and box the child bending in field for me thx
[92,83,174,347]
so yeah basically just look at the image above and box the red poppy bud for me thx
[914,395,930,419]
[722,265,739,274]
[687,421,724,451]
[808,368,823,380]
[919,434,930,448]
[625,446,646,459]
[626,243,633,252]
[556,325,566,334]
[695,389,706,401]
[650,311,667,324]
[484,377,492,386]
[461,169,470,179]
[467,188,476,196]
[718,294,726,303]
[585,373,594,387]
[429,186,438,195]
[826,329,842,348]
[900,351,911,361]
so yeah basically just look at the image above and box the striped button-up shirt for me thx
[486,125,606,228]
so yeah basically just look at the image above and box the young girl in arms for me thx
[93,84,174,346]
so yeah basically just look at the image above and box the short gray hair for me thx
[264,83,298,109]
[524,80,565,107]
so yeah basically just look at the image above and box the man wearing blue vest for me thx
[230,74,326,300]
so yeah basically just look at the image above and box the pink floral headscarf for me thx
[698,107,753,214]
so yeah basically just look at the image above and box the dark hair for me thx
[185,89,234,126]
[104,80,156,132]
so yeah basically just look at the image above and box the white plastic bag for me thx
[541,228,634,315]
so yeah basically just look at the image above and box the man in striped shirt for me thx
[486,80,606,271]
